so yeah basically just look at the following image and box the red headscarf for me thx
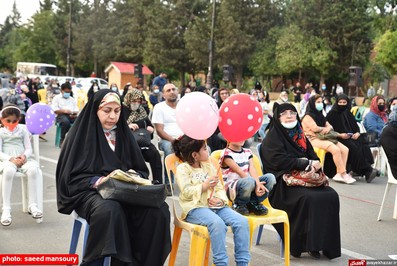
[370,96,388,123]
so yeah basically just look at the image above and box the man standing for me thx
[52,83,79,147]
[152,72,167,92]
[292,82,303,103]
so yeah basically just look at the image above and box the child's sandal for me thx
[28,205,43,219]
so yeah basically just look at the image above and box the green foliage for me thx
[375,30,397,76]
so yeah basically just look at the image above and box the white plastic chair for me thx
[377,149,397,221]
[0,134,43,223]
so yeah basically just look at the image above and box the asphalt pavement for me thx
[0,125,396,266]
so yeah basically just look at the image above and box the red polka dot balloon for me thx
[219,93,262,142]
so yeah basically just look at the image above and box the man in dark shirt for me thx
[292,82,303,103]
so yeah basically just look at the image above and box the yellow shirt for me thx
[176,161,229,219]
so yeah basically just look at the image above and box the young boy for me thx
[221,141,276,216]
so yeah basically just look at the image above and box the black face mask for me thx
[337,104,348,112]
[378,105,385,112]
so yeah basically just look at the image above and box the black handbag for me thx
[132,120,152,147]
[97,170,166,208]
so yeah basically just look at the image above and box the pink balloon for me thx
[26,103,56,134]
[176,92,219,140]
[219,93,262,142]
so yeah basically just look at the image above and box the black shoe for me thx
[233,204,249,216]
[291,252,301,258]
[365,168,377,183]
[308,251,321,259]
[247,202,268,215]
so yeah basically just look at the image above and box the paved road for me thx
[1,125,396,266]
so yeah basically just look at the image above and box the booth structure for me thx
[104,62,153,89]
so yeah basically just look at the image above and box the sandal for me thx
[1,210,12,226]
[28,205,43,219]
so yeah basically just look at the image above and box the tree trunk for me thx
[235,65,243,90]
[179,71,185,88]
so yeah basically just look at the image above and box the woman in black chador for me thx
[260,103,341,260]
[56,89,171,266]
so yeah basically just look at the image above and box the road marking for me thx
[40,156,58,164]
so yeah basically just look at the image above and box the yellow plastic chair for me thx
[211,150,290,266]
[164,154,212,266]
[313,147,326,166]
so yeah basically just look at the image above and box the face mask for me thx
[153,89,160,94]
[391,105,397,112]
[315,103,324,111]
[130,103,140,111]
[338,104,348,111]
[322,86,326,90]
[63,92,71,99]
[94,86,98,90]
[111,86,118,92]
[2,120,18,131]
[378,105,385,112]
[281,120,298,129]
[282,97,288,102]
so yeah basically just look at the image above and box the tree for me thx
[375,30,397,76]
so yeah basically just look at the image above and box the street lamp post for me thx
[205,0,216,90]
[66,0,72,76]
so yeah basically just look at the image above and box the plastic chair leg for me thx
[69,219,83,254]
[283,222,290,266]
[394,189,397,219]
[168,227,182,266]
[55,124,61,147]
[255,225,264,245]
[189,229,210,266]
[377,183,391,221]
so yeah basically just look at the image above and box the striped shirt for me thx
[221,147,253,191]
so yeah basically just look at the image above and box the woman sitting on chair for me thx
[260,103,341,260]
[326,94,378,183]
[56,89,171,266]
[123,89,163,184]
[301,94,355,184]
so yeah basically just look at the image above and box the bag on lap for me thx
[97,169,166,208]
[132,128,152,147]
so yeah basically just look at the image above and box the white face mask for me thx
[282,97,288,102]
[130,103,140,111]
[315,103,324,111]
[281,120,298,129]
[94,86,98,90]
[153,89,160,94]
[391,105,397,112]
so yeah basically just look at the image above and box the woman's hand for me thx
[207,196,224,208]
[351,132,360,140]
[146,126,154,133]
[255,180,268,197]
[321,126,331,134]
[129,123,139,131]
[311,160,322,172]
[339,133,351,139]
[9,157,23,167]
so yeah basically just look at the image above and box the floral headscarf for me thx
[123,89,148,123]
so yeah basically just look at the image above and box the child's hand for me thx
[207,197,224,208]
[255,181,268,197]
[202,176,218,191]
[9,157,23,167]
[16,155,26,164]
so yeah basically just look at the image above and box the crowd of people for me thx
[1,72,397,264]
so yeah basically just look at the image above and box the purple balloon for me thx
[26,103,56,134]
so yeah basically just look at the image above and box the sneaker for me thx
[332,173,346,183]
[1,209,12,226]
[342,173,356,184]
[247,202,268,215]
[233,204,249,216]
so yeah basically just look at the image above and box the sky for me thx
[0,0,41,25]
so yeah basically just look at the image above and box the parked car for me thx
[73,77,108,93]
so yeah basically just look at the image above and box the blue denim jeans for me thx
[159,139,174,184]
[258,123,269,139]
[186,207,250,266]
[234,174,276,206]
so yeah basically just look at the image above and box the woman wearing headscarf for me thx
[380,110,397,179]
[123,89,163,184]
[387,97,397,115]
[302,94,354,184]
[363,95,387,138]
[56,89,171,266]
[260,103,341,260]
[326,94,378,183]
